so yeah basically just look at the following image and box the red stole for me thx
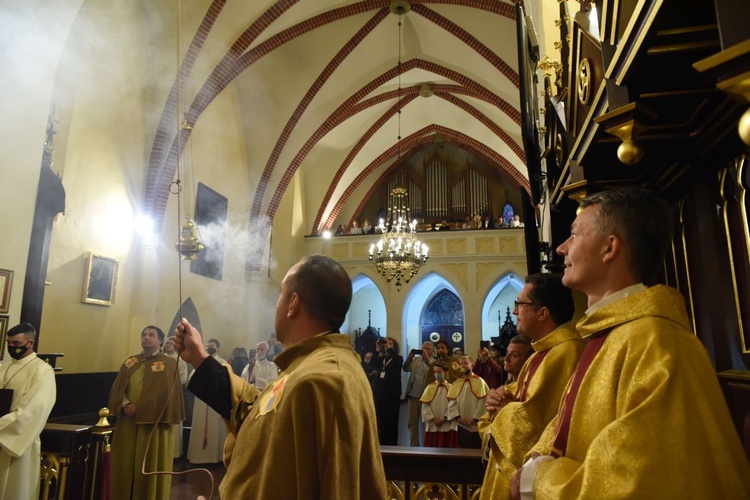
[517,350,550,402]
[551,332,611,458]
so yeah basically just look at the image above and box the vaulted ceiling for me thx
[143,0,528,235]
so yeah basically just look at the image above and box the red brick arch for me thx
[144,0,519,231]
[319,124,529,234]
[258,58,523,226]
[310,88,527,234]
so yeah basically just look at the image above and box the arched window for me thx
[421,289,464,350]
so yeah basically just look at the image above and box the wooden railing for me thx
[42,412,487,499]
[381,446,485,500]
[40,409,113,500]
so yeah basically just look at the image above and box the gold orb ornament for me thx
[617,139,645,165]
[738,107,750,147]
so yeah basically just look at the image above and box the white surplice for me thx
[0,353,56,500]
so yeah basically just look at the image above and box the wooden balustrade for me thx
[40,409,113,500]
[381,445,485,500]
[42,408,487,499]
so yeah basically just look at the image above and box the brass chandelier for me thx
[369,186,428,291]
[368,2,427,291]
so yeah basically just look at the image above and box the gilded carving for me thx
[413,482,461,499]
[476,237,495,254]
[386,480,405,500]
[720,157,750,352]
[577,58,591,105]
[385,481,482,500]
[555,132,565,167]
[677,200,697,339]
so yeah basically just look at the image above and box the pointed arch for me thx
[481,272,524,341]
[402,272,463,355]
[342,273,387,338]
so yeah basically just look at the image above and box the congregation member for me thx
[228,347,248,377]
[447,356,489,426]
[0,323,56,500]
[473,342,503,389]
[502,335,533,384]
[419,363,457,448]
[174,254,386,498]
[266,332,284,361]
[403,341,435,446]
[435,339,462,382]
[480,273,583,499]
[361,351,378,389]
[511,188,750,498]
[109,326,184,500]
[372,337,403,445]
[241,341,277,390]
[187,338,226,464]
[349,220,363,234]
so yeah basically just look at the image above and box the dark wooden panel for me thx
[49,372,117,423]
[381,446,484,484]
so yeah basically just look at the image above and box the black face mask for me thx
[9,342,31,360]
[207,347,217,355]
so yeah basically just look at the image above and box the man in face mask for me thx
[419,363,457,447]
[0,323,56,499]
[187,338,227,464]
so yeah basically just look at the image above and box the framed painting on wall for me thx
[0,269,13,314]
[0,316,7,359]
[190,182,228,280]
[82,253,119,306]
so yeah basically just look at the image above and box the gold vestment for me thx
[219,334,387,499]
[532,285,750,498]
[480,323,583,499]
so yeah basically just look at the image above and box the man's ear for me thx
[537,306,550,322]
[287,293,301,318]
[601,234,622,263]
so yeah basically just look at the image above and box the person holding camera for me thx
[403,341,435,446]
[474,342,503,389]
[372,337,403,445]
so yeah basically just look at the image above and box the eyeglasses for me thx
[514,300,540,309]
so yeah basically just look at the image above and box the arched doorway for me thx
[421,289,465,352]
